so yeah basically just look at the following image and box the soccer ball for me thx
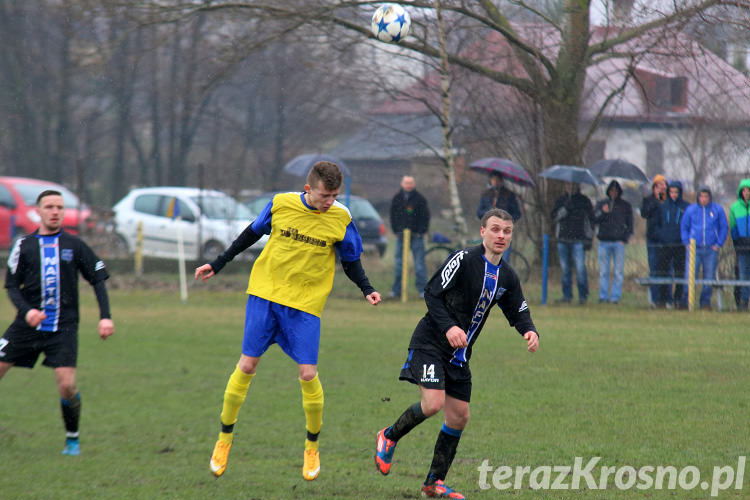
[371,4,411,44]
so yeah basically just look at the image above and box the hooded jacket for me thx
[657,181,689,245]
[593,180,633,243]
[680,186,728,248]
[729,178,750,252]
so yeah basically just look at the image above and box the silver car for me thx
[113,187,267,261]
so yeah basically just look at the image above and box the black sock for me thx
[61,393,81,437]
[384,401,427,442]
[425,424,462,484]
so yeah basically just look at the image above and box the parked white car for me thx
[113,187,267,261]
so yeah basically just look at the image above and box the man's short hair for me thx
[36,189,63,205]
[481,208,513,227]
[307,161,343,191]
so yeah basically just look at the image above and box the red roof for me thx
[371,23,750,124]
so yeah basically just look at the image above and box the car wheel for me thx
[377,244,387,258]
[203,241,224,261]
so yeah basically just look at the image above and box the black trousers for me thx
[656,244,685,305]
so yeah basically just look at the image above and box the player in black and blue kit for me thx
[0,190,114,456]
[375,208,539,499]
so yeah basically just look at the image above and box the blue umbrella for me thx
[283,154,351,178]
[469,157,535,187]
[588,159,649,184]
[539,165,605,186]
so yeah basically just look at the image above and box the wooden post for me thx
[176,216,188,303]
[688,238,696,311]
[135,221,144,278]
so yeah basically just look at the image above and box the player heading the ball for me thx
[196,161,381,481]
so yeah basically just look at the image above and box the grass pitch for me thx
[1,268,748,499]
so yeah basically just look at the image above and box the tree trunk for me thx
[436,0,467,239]
[54,10,73,186]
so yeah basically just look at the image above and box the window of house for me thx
[635,68,688,112]
[646,141,664,178]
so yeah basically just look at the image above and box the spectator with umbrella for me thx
[541,165,603,305]
[549,182,595,304]
[476,172,521,222]
[471,158,532,263]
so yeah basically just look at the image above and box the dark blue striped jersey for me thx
[5,230,109,330]
[408,245,536,366]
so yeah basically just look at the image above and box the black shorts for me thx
[399,348,472,402]
[0,320,78,369]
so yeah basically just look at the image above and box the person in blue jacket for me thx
[680,186,728,309]
[655,181,689,308]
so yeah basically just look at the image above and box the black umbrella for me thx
[283,154,351,178]
[588,159,649,184]
[539,165,605,186]
[469,157,535,187]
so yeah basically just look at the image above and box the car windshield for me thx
[191,194,253,220]
[14,183,80,209]
[349,198,380,219]
[245,195,273,216]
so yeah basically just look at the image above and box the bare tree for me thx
[141,1,750,220]
[0,1,75,181]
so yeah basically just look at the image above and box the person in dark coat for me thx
[640,174,668,306]
[655,180,689,308]
[593,180,633,304]
[476,172,521,222]
[550,182,594,304]
[476,172,521,263]
[390,175,430,298]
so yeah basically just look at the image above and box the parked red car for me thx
[0,176,91,247]
[0,205,10,248]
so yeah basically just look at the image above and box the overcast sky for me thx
[590,0,679,25]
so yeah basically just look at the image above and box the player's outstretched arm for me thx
[98,318,114,339]
[195,264,215,282]
[340,259,380,304]
[523,331,539,352]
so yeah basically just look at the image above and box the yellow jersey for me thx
[247,192,363,317]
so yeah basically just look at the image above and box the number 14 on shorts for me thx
[421,363,439,383]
